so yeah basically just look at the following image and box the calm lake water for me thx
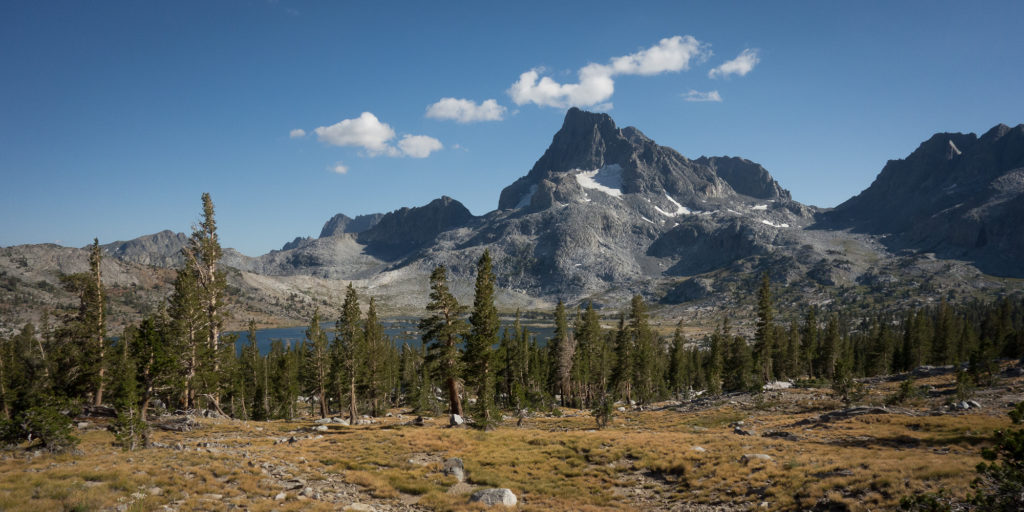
[231,317,555,355]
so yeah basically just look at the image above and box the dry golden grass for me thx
[0,374,1013,511]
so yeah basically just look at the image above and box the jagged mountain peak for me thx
[319,212,384,238]
[356,196,475,259]
[525,107,638,178]
[823,122,1024,277]
[498,108,788,210]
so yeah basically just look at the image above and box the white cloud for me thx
[314,112,396,155]
[289,128,306,138]
[331,162,348,174]
[683,90,722,102]
[508,35,710,108]
[609,35,708,75]
[313,112,442,158]
[426,98,506,123]
[709,49,760,79]
[397,135,443,158]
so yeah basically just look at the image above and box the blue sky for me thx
[2,1,1022,256]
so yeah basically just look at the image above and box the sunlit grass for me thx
[0,372,1012,511]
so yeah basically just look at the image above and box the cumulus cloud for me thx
[508,35,710,108]
[683,90,722,102]
[397,135,443,158]
[426,98,506,123]
[708,49,760,79]
[313,112,441,158]
[289,128,306,138]
[331,162,348,174]
[314,112,396,154]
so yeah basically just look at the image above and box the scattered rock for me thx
[443,457,465,482]
[1001,366,1024,378]
[740,454,774,465]
[76,422,90,429]
[733,426,757,436]
[913,365,955,378]
[763,430,799,441]
[274,492,287,501]
[691,446,706,453]
[154,416,200,432]
[344,504,375,512]
[147,487,163,496]
[469,488,518,507]
[763,381,793,391]
[313,425,329,432]
[968,400,982,409]
[450,414,465,427]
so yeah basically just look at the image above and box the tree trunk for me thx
[348,373,357,423]
[318,385,327,419]
[93,262,105,406]
[447,377,462,417]
[209,292,220,409]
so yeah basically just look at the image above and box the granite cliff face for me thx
[821,123,1024,277]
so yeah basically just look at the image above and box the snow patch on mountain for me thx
[575,164,623,198]
[654,193,692,217]
[760,219,790,228]
[515,184,538,209]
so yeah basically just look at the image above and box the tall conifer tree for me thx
[467,251,499,428]
[418,266,468,418]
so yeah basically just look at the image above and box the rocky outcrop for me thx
[357,196,474,259]
[319,213,384,238]
[101,230,188,267]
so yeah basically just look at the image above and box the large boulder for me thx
[469,488,518,507]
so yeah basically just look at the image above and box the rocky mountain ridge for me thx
[3,110,1023,331]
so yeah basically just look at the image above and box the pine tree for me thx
[753,273,774,385]
[611,314,633,403]
[706,326,725,395]
[55,239,107,404]
[725,335,754,392]
[88,239,107,405]
[130,311,178,421]
[418,266,468,418]
[363,297,388,417]
[0,333,10,420]
[573,303,601,408]
[110,332,148,451]
[333,284,362,423]
[182,193,227,412]
[668,321,691,398]
[548,300,574,406]
[466,251,499,428]
[304,307,330,418]
[801,307,819,378]
[628,295,659,404]
[504,312,528,410]
[819,313,841,380]
[168,265,204,410]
